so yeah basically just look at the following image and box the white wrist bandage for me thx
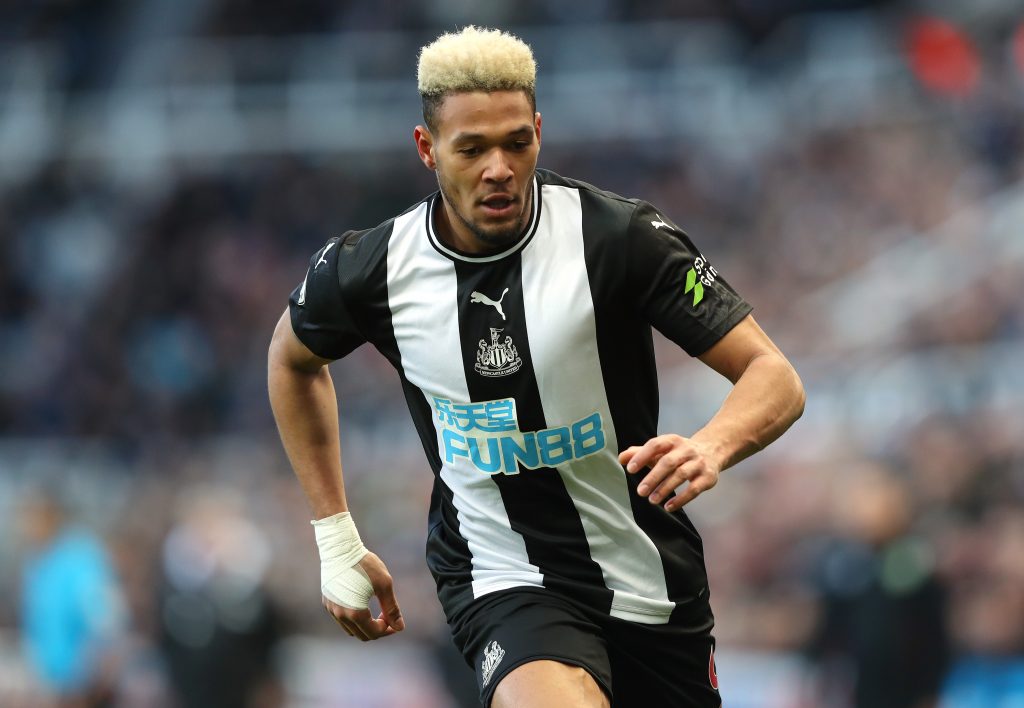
[311,511,373,610]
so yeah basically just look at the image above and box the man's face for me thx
[417,90,541,251]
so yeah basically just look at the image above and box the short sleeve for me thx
[627,201,752,356]
[289,236,366,360]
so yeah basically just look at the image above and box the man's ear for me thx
[535,112,542,147]
[414,125,436,171]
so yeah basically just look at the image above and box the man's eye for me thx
[459,147,480,156]
[510,141,529,151]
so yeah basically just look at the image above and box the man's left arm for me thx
[619,314,805,511]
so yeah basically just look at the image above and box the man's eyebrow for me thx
[452,125,534,143]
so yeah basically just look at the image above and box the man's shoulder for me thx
[337,195,432,252]
[537,168,642,234]
[306,196,431,304]
[326,195,432,280]
[537,169,640,208]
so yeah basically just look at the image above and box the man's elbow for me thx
[757,350,805,427]
[784,359,806,424]
[268,311,309,382]
[268,313,290,375]
[268,309,331,377]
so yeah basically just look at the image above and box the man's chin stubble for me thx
[458,203,527,247]
[438,181,528,249]
[472,220,525,247]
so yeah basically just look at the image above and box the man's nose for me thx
[482,149,513,183]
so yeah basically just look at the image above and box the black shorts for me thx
[449,587,721,707]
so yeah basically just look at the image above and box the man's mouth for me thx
[480,194,517,218]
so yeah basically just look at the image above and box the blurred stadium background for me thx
[2,0,1024,706]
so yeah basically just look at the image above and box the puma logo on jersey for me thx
[316,241,336,269]
[651,215,671,231]
[470,288,509,320]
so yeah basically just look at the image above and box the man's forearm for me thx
[268,359,349,519]
[268,335,404,639]
[690,352,805,472]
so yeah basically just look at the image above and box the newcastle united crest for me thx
[475,328,522,377]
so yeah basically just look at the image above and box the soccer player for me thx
[268,26,805,708]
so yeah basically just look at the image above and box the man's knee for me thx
[491,659,609,708]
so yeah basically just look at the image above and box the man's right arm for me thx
[268,310,404,640]
[268,309,349,518]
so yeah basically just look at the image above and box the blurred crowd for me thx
[3,1,1024,707]
[0,0,904,57]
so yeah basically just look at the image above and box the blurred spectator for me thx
[18,488,126,707]
[158,487,285,708]
[807,465,950,708]
[939,503,1024,707]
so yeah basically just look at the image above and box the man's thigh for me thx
[449,588,612,707]
[492,659,610,708]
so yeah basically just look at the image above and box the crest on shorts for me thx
[481,640,506,687]
[475,328,522,377]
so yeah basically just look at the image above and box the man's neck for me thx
[434,199,481,254]
[433,191,533,256]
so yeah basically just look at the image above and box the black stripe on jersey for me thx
[355,221,477,618]
[577,187,714,630]
[452,255,614,612]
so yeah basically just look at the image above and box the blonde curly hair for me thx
[417,26,537,130]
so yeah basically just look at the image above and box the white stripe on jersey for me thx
[521,184,675,624]
[387,204,543,598]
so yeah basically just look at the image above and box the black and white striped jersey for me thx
[290,169,752,628]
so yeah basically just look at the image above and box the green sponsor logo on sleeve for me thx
[684,267,704,306]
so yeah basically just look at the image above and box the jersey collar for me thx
[425,176,541,263]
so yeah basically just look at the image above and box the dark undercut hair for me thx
[420,88,537,134]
